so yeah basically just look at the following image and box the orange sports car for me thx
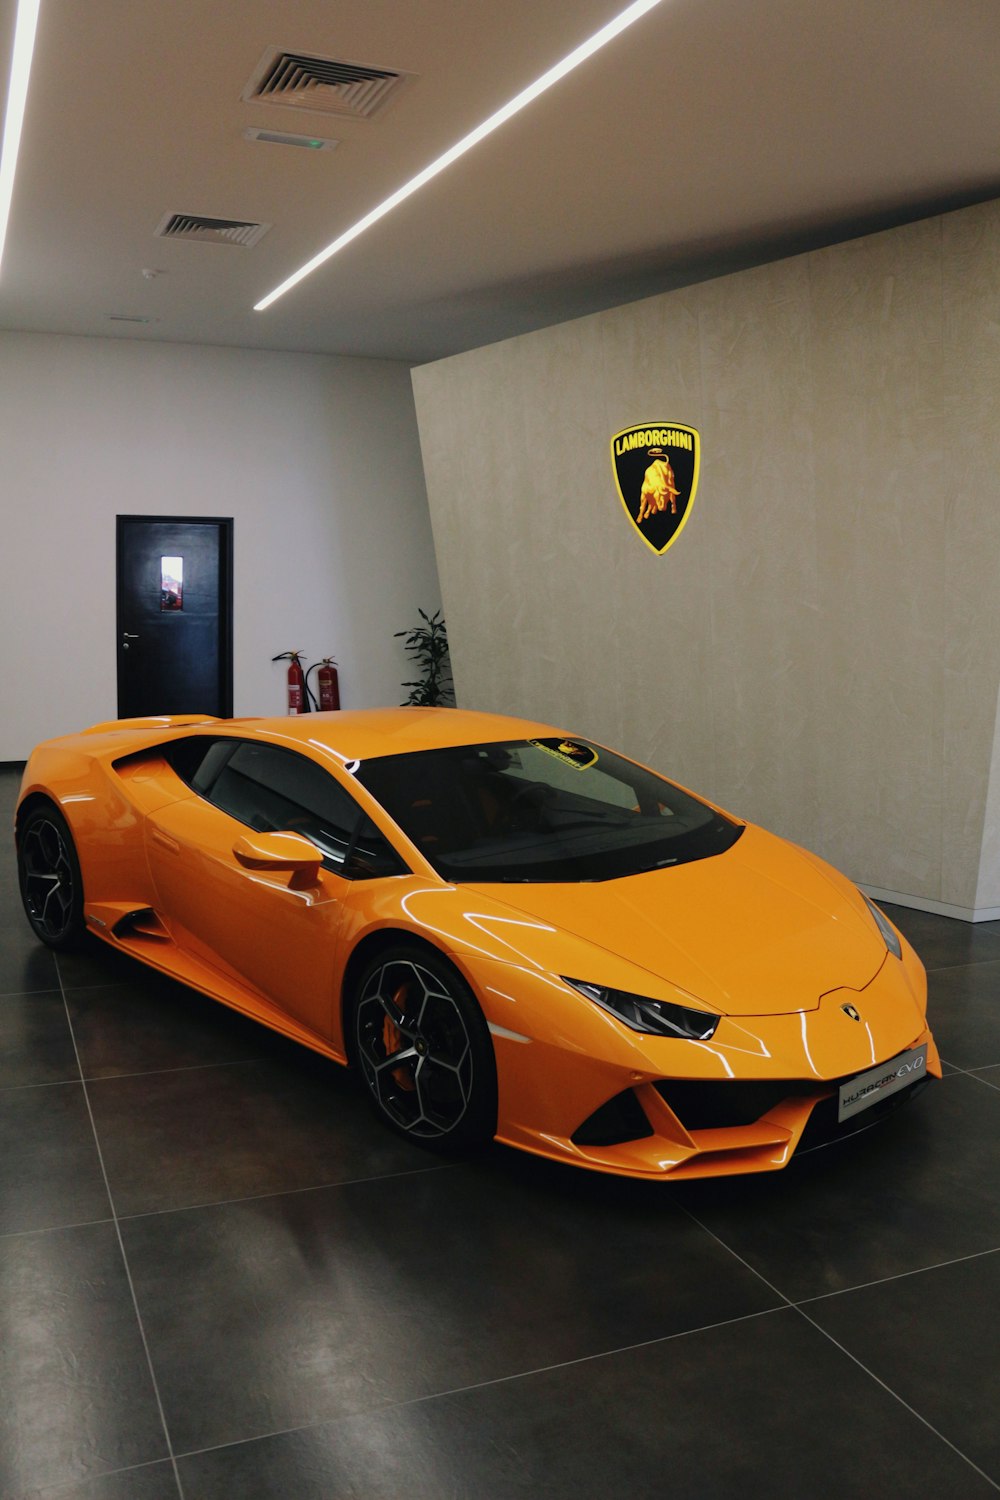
[14,708,938,1179]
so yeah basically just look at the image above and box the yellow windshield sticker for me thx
[529,738,599,771]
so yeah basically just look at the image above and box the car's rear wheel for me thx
[17,804,85,949]
[349,946,497,1151]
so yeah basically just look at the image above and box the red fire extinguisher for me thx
[307,657,340,712]
[272,651,309,715]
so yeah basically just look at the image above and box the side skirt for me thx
[84,901,349,1067]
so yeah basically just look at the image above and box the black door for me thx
[117,516,233,718]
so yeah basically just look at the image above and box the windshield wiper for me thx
[631,855,680,874]
[544,812,633,830]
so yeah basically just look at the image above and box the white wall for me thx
[0,331,440,759]
[412,199,1000,918]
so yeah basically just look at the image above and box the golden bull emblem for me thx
[611,423,700,555]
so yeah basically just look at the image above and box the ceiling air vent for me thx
[242,48,411,119]
[154,213,270,248]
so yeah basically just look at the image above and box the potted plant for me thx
[395,608,454,706]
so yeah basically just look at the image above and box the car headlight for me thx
[862,894,902,960]
[563,976,719,1040]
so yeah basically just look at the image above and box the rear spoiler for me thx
[80,715,221,735]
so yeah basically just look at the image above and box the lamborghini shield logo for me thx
[611,423,700,555]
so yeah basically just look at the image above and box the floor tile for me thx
[66,975,267,1080]
[176,1307,997,1499]
[0,1223,169,1496]
[674,1073,1000,1301]
[123,1163,780,1455]
[22,1466,179,1500]
[805,1249,1000,1481]
[925,960,1000,1070]
[881,902,1000,972]
[0,991,78,1088]
[0,926,59,998]
[54,938,150,991]
[88,1055,432,1217]
[0,1083,110,1235]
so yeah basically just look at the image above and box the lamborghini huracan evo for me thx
[14,708,938,1180]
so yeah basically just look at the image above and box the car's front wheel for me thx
[17,804,86,949]
[349,946,497,1151]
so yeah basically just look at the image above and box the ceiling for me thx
[1,0,998,365]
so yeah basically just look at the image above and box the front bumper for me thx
[477,939,938,1180]
[496,1027,939,1180]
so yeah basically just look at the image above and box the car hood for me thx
[464,823,887,1016]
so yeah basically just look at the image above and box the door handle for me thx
[123,632,139,639]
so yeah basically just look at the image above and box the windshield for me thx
[353,737,742,883]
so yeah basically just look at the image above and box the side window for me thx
[204,742,406,879]
[193,740,238,794]
[350,814,410,879]
[161,736,234,790]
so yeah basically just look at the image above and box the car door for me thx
[146,739,384,1039]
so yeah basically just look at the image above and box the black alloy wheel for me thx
[351,946,497,1151]
[17,805,85,949]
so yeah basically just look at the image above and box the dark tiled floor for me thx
[2,768,999,1499]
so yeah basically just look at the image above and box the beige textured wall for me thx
[412,199,1000,915]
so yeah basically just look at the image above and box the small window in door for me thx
[160,556,184,610]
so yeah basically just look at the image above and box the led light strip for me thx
[0,0,41,279]
[255,0,665,312]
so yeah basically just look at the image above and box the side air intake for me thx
[111,908,170,943]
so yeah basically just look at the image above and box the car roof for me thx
[222,707,565,762]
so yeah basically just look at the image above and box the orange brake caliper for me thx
[383,984,416,1091]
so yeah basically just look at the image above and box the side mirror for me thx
[232,831,324,890]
